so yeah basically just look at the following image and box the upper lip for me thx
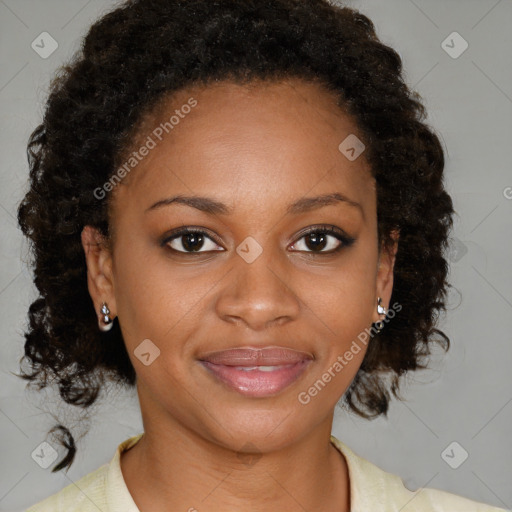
[199,346,314,366]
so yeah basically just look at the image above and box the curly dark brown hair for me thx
[16,0,454,472]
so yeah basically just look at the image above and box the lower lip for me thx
[199,360,312,397]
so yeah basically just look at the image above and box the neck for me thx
[121,413,350,512]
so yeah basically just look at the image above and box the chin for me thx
[196,404,310,453]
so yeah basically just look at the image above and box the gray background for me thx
[0,0,511,510]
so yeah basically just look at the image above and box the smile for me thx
[199,360,312,397]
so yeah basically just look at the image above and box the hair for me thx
[16,0,454,472]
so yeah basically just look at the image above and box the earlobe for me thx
[81,226,116,322]
[374,229,399,323]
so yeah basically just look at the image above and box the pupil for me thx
[183,233,204,252]
[305,232,327,251]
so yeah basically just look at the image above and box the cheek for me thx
[112,236,208,349]
[292,251,377,395]
[298,253,377,341]
[294,285,373,412]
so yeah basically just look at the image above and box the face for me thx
[83,78,397,453]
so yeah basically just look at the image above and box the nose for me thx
[215,245,301,331]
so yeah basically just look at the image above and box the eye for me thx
[289,225,355,254]
[162,225,355,255]
[162,227,224,253]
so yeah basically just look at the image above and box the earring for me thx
[375,297,387,332]
[99,302,113,332]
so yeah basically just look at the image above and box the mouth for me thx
[198,346,314,398]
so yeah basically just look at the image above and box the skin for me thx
[81,78,398,512]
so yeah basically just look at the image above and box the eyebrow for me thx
[145,192,363,216]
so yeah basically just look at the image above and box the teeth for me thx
[236,365,283,372]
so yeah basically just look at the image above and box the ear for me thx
[373,229,399,324]
[81,226,116,323]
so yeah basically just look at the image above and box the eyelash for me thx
[161,225,356,256]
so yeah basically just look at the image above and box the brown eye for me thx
[290,226,355,254]
[164,229,224,253]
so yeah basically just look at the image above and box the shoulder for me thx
[25,433,144,512]
[25,464,109,512]
[330,435,509,512]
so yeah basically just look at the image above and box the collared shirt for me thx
[26,433,509,511]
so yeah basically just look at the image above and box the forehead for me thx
[111,78,374,218]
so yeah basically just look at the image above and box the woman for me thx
[18,0,507,510]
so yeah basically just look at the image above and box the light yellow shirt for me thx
[26,433,509,511]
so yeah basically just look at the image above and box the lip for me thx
[198,346,314,397]
[199,346,313,366]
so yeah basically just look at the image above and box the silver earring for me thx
[99,302,113,332]
[375,297,387,332]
